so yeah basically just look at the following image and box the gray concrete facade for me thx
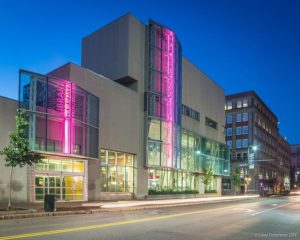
[0,97,29,203]
[0,13,228,203]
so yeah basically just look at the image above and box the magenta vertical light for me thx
[63,81,75,154]
[161,28,175,168]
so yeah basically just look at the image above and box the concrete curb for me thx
[0,196,259,221]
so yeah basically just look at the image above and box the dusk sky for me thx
[0,0,299,143]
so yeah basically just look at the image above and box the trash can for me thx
[44,194,56,212]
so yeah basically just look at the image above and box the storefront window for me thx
[148,168,198,193]
[48,159,61,171]
[35,159,48,171]
[74,160,84,173]
[34,158,86,201]
[100,149,136,193]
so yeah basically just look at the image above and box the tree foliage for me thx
[0,110,42,168]
[232,168,241,192]
[0,109,43,209]
[202,166,214,187]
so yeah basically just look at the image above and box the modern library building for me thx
[0,13,229,203]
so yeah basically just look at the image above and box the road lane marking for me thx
[251,203,291,216]
[0,202,259,240]
[245,209,255,213]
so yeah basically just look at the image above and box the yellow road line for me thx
[0,202,257,240]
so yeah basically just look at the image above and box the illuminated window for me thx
[237,100,242,108]
[243,112,248,121]
[227,128,232,136]
[243,99,248,107]
[227,102,232,110]
[34,158,85,201]
[236,140,242,148]
[243,126,249,135]
[236,113,242,122]
[74,160,84,173]
[182,104,200,121]
[243,139,248,147]
[19,70,99,158]
[236,127,242,135]
[226,115,232,124]
[205,117,218,129]
[100,149,136,193]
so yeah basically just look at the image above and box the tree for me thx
[202,166,214,192]
[232,168,241,194]
[0,110,42,210]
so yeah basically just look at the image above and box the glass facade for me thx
[34,158,85,201]
[181,130,229,175]
[148,168,198,192]
[19,70,99,158]
[100,149,137,193]
[147,20,182,169]
[146,21,230,193]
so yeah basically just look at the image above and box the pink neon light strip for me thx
[161,28,176,168]
[63,81,75,154]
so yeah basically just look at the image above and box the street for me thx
[0,196,299,240]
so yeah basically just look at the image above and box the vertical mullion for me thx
[45,76,48,152]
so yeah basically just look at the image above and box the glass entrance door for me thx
[35,175,84,201]
[34,158,86,201]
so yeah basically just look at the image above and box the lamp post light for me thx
[244,176,252,193]
[245,145,258,193]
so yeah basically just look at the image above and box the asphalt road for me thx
[0,196,299,240]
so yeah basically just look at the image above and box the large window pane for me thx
[148,118,161,141]
[48,159,61,171]
[35,78,47,112]
[19,71,31,109]
[108,151,116,165]
[47,115,64,153]
[86,126,98,158]
[149,47,162,71]
[19,71,99,159]
[74,160,84,173]
[62,176,73,201]
[35,159,48,171]
[73,120,85,155]
[86,93,99,127]
[148,141,161,166]
[116,166,125,192]
[117,153,125,166]
[73,176,83,200]
[125,166,134,192]
[73,86,86,122]
[100,167,107,191]
[148,70,162,93]
[107,166,117,192]
[125,154,133,167]
[100,149,136,193]
[62,160,73,172]
[148,93,161,118]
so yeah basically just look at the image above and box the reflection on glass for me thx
[19,70,99,158]
[74,160,84,173]
[62,161,73,172]
[100,149,136,193]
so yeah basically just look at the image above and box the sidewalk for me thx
[0,194,259,220]
[83,194,259,209]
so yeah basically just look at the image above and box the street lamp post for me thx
[244,176,252,193]
[245,145,258,193]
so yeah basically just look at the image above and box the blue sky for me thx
[0,0,299,143]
